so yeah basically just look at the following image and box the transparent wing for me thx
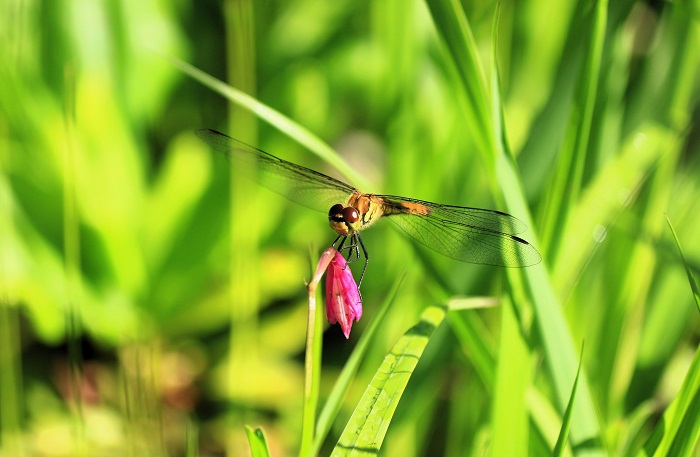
[377,195,541,267]
[196,129,355,212]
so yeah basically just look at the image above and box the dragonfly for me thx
[196,129,541,287]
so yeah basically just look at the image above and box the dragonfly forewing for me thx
[196,129,355,213]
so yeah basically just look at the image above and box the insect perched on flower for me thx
[198,129,542,337]
[196,129,541,296]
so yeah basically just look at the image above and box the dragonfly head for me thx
[328,203,361,236]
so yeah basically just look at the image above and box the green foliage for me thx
[1,0,700,455]
[665,214,700,313]
[333,304,446,455]
[246,425,271,457]
[553,344,584,457]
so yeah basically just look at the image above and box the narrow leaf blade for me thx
[332,305,447,455]
[553,343,585,456]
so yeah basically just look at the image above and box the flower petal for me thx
[325,250,362,338]
[312,248,337,285]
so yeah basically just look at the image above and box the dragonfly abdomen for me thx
[380,198,431,217]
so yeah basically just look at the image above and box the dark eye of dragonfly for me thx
[342,207,360,223]
[328,204,345,222]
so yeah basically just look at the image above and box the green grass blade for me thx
[666,385,700,457]
[664,214,700,312]
[165,54,371,191]
[332,304,447,455]
[309,274,405,457]
[245,425,271,457]
[488,5,606,455]
[445,296,499,393]
[490,295,530,456]
[489,10,529,456]
[424,0,493,164]
[552,125,670,294]
[642,343,700,456]
[539,0,607,258]
[427,0,606,452]
[637,216,700,454]
[495,103,605,457]
[446,311,495,389]
[553,343,585,456]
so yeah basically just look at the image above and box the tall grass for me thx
[1,0,699,455]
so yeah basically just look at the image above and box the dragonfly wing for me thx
[378,195,541,267]
[196,129,355,212]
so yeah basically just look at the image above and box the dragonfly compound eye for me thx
[342,207,360,223]
[329,204,344,218]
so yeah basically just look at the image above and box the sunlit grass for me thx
[2,0,700,455]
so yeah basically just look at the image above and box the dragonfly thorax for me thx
[328,203,361,236]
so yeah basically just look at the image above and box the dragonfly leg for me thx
[345,234,361,264]
[332,234,346,250]
[356,233,369,290]
[335,234,360,264]
[330,233,366,300]
[343,236,357,275]
[332,235,353,272]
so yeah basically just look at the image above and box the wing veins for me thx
[377,194,527,235]
[196,129,355,212]
[387,209,540,267]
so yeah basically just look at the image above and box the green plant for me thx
[1,0,699,455]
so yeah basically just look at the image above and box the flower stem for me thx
[299,250,333,457]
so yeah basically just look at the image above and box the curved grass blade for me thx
[332,304,447,455]
[245,425,271,457]
[538,0,607,258]
[487,11,530,455]
[424,0,493,172]
[165,54,371,191]
[642,345,700,456]
[640,217,700,456]
[664,214,700,312]
[553,343,585,456]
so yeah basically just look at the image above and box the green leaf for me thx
[642,344,700,456]
[424,0,494,166]
[488,10,529,456]
[245,425,271,457]
[553,343,585,456]
[427,0,607,453]
[490,295,530,456]
[664,214,700,313]
[332,304,447,455]
[166,54,371,191]
[539,0,608,259]
[488,3,606,454]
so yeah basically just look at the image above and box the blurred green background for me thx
[1,0,699,455]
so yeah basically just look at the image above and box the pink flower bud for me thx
[324,250,362,339]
